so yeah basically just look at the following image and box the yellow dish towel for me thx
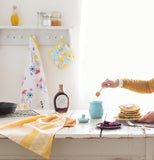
[0,114,76,159]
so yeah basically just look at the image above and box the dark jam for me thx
[54,84,69,113]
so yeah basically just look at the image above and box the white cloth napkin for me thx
[19,35,50,110]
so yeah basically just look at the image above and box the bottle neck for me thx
[59,85,64,92]
[13,5,17,12]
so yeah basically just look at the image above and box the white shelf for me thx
[0,26,72,46]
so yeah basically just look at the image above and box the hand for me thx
[138,111,154,123]
[101,79,119,88]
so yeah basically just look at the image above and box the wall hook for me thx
[33,35,36,39]
[60,35,64,40]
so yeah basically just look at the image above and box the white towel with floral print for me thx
[19,35,50,110]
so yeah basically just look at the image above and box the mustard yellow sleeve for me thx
[122,78,154,94]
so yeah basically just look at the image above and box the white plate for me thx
[114,116,139,122]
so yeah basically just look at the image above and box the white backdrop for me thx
[81,0,154,112]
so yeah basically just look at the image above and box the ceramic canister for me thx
[89,101,103,119]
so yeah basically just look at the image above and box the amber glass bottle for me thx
[54,84,69,113]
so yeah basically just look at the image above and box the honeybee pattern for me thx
[48,38,74,69]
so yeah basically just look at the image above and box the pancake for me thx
[120,109,140,114]
[119,113,142,119]
[120,111,141,116]
[116,104,142,119]
[119,104,140,112]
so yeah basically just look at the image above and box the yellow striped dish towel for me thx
[0,114,76,159]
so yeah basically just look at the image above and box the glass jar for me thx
[42,14,52,26]
[37,11,45,26]
[51,11,62,26]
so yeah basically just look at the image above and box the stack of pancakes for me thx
[118,104,142,119]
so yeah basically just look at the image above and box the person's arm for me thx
[122,78,154,93]
[102,78,154,94]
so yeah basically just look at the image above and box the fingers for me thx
[138,112,152,123]
[143,119,153,124]
[101,79,112,88]
[102,79,119,88]
[138,112,150,122]
[103,83,112,88]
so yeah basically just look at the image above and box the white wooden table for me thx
[0,110,154,160]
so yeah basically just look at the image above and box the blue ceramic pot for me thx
[89,101,103,119]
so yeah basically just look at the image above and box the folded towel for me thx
[0,114,76,159]
[19,35,50,110]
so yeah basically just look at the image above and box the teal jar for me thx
[89,101,103,119]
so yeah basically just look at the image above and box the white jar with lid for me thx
[42,14,52,26]
[37,11,45,26]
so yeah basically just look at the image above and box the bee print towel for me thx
[19,35,50,110]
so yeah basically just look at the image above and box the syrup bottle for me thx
[54,84,69,113]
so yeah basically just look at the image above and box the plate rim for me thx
[96,123,121,129]
[114,116,139,121]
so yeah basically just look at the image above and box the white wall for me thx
[3,0,153,112]
[82,0,154,112]
[0,0,83,109]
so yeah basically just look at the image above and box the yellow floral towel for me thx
[0,114,76,159]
